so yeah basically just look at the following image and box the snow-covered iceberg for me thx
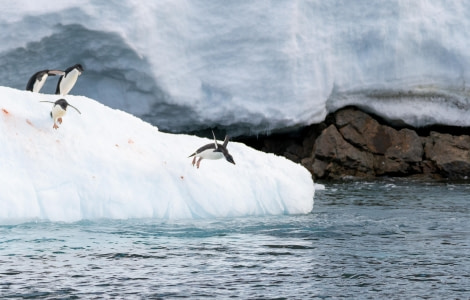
[0,87,314,224]
[1,1,470,135]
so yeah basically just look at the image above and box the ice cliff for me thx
[1,1,469,135]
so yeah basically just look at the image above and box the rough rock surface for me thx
[311,108,428,179]
[424,132,470,179]
[239,107,470,180]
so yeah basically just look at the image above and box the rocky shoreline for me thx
[238,107,470,181]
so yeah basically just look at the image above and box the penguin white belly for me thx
[52,105,66,120]
[198,149,224,160]
[59,69,80,95]
[33,74,48,93]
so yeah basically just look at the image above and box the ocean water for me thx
[1,180,468,299]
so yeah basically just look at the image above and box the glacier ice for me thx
[1,1,470,135]
[0,86,314,224]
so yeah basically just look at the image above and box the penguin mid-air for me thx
[26,69,65,93]
[40,99,81,129]
[188,131,235,168]
[55,64,84,95]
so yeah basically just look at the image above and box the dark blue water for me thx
[1,180,469,299]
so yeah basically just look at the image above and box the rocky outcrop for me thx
[424,132,470,179]
[310,109,425,179]
[312,124,375,178]
[239,107,470,180]
[309,108,470,180]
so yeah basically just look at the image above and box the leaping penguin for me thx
[188,131,235,168]
[26,69,65,93]
[55,64,84,95]
[40,99,81,129]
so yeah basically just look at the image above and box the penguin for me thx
[26,69,65,93]
[188,131,235,168]
[55,64,84,95]
[40,99,81,129]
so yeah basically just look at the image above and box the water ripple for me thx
[0,180,469,298]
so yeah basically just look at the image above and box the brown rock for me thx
[420,160,441,179]
[385,128,423,163]
[241,106,470,180]
[336,108,396,154]
[301,157,314,171]
[313,124,374,178]
[301,133,317,157]
[424,132,470,179]
[283,151,300,163]
[312,159,329,178]
[333,108,426,178]
[373,156,410,176]
[285,143,304,162]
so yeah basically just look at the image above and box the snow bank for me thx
[0,87,314,224]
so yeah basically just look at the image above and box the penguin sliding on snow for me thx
[26,69,65,93]
[40,99,81,129]
[188,131,235,168]
[55,64,84,95]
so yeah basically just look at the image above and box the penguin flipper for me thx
[25,77,35,91]
[222,135,230,148]
[47,70,65,76]
[55,76,63,94]
[211,130,218,149]
[67,103,82,114]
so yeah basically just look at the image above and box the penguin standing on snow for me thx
[40,99,81,129]
[188,131,235,168]
[55,64,84,95]
[26,69,65,93]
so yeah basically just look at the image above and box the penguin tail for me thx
[188,152,196,158]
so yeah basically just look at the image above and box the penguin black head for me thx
[73,64,84,72]
[55,99,68,110]
[63,64,84,74]
[214,146,236,165]
[54,99,81,114]
[225,152,236,165]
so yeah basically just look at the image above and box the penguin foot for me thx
[58,117,63,124]
[196,157,203,169]
[192,156,196,166]
[53,123,59,129]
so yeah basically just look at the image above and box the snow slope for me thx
[0,87,314,224]
[1,1,470,134]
